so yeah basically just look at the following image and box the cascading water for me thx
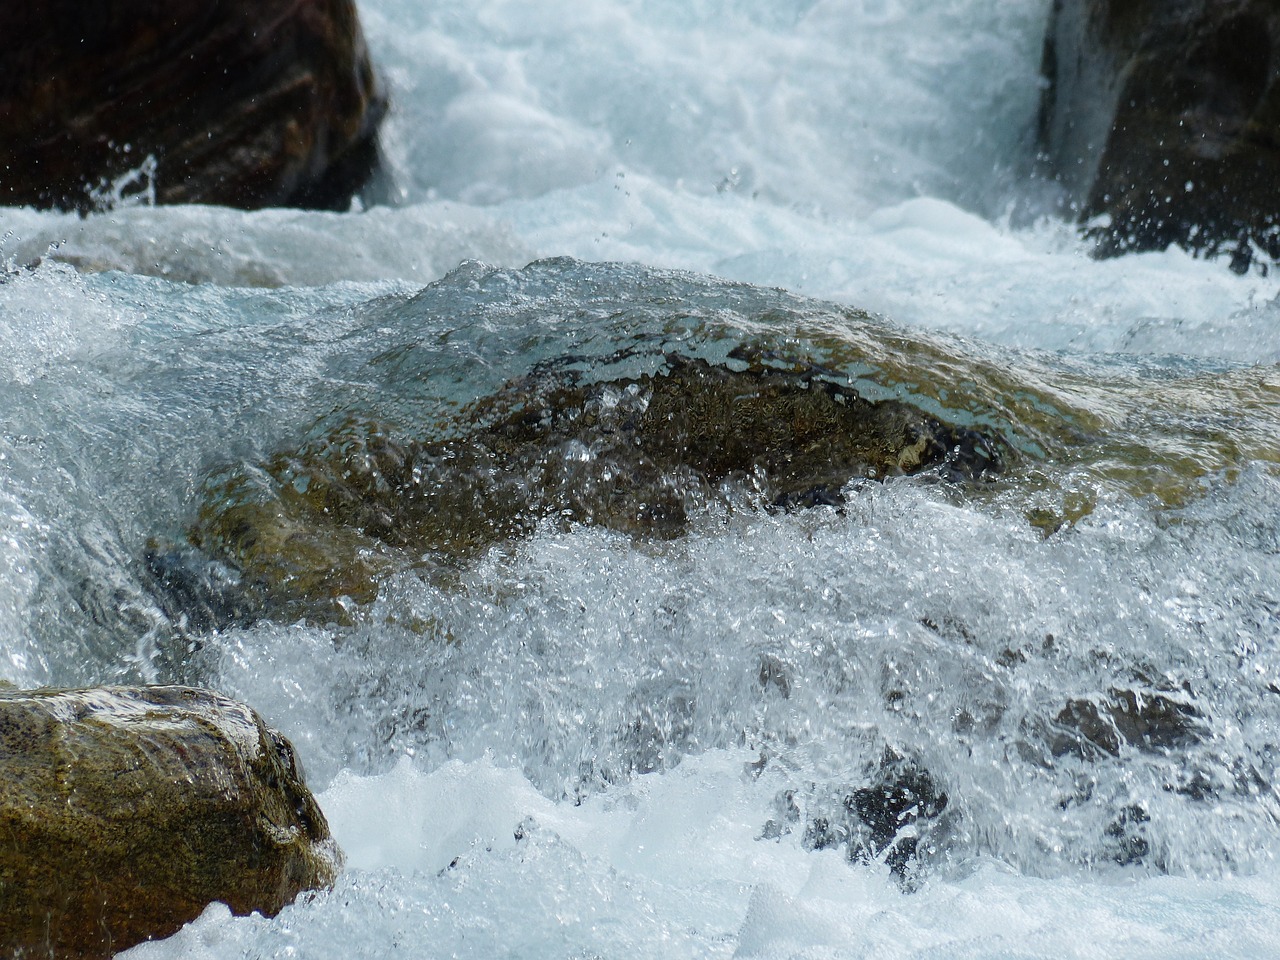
[3,1,1280,957]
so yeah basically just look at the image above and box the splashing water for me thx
[2,0,1280,957]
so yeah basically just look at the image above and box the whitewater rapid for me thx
[2,0,1280,957]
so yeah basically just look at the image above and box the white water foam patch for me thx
[3,0,1273,355]
[0,491,49,687]
[120,753,1280,960]
[354,0,1280,356]
[363,0,1048,216]
[0,259,139,385]
[0,203,532,288]
[11,189,1277,370]
[360,0,1276,352]
[824,201,1280,359]
[207,468,1280,878]
[502,183,1280,360]
[121,751,798,960]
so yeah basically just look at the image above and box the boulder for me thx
[180,353,1007,624]
[1038,0,1280,269]
[0,685,341,959]
[0,0,386,212]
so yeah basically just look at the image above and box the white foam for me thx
[3,0,1271,360]
[0,493,47,687]
[121,752,1280,960]
[0,203,532,288]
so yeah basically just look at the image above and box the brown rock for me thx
[1038,0,1280,269]
[1050,687,1206,759]
[0,0,386,212]
[0,685,341,959]
[182,353,1006,624]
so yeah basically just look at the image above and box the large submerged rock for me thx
[0,0,386,212]
[1038,0,1280,268]
[0,685,341,959]
[176,352,1005,625]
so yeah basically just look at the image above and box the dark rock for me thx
[1050,687,1206,759]
[616,678,698,777]
[846,749,949,883]
[183,353,1007,624]
[0,685,341,959]
[1167,756,1272,803]
[799,749,950,888]
[801,813,844,854]
[757,654,792,699]
[1038,0,1280,268]
[143,540,259,635]
[757,789,801,841]
[0,0,386,213]
[1103,803,1152,866]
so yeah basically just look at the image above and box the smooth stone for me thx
[0,685,341,959]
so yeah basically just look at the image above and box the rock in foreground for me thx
[1038,0,1280,268]
[0,0,386,212]
[0,685,341,959]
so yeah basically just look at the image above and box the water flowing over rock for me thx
[125,258,1280,644]
[5,257,1275,912]
[0,685,341,959]
[796,748,951,889]
[178,351,1006,625]
[1038,0,1280,269]
[0,0,386,212]
[1049,687,1206,760]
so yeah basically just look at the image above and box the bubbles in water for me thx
[5,0,1280,954]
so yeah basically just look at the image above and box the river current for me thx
[3,1,1280,957]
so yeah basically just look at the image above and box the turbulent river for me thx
[4,1,1280,957]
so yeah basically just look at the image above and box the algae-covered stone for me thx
[0,685,341,960]
[186,353,1006,623]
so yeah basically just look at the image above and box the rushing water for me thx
[3,0,1280,957]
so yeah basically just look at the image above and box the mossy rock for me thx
[183,354,1006,624]
[0,685,341,959]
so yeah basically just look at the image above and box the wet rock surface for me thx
[797,749,951,888]
[0,685,341,960]
[179,352,1006,624]
[1038,0,1280,268]
[0,0,386,212]
[1050,687,1206,760]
